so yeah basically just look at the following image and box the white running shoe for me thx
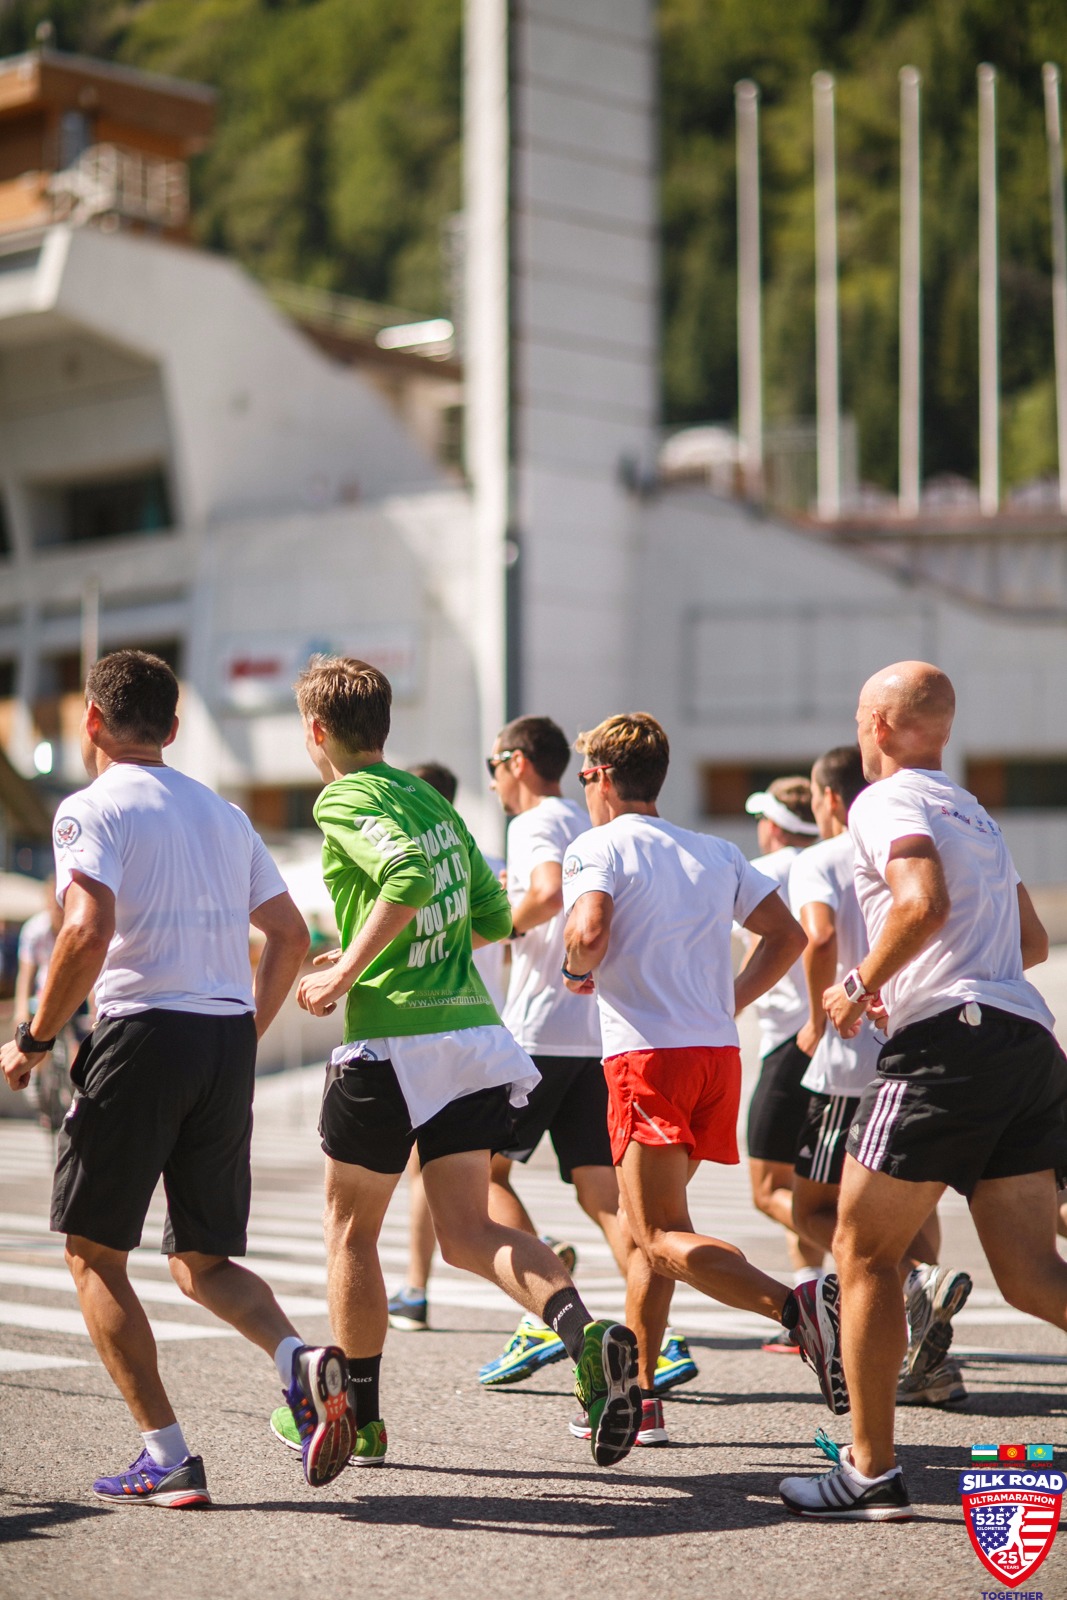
[904,1264,972,1377]
[780,1447,914,1521]
[897,1353,967,1407]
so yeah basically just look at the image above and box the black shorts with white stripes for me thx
[846,1004,1067,1197]
[793,1091,860,1186]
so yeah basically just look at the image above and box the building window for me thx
[247,786,321,833]
[0,494,10,557]
[33,468,173,548]
[0,658,16,697]
[700,760,814,817]
[967,758,1067,811]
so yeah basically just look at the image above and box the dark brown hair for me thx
[409,762,458,803]
[85,649,178,745]
[813,745,868,811]
[497,715,571,783]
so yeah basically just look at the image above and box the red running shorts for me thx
[603,1044,742,1166]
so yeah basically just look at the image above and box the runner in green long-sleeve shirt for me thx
[266,656,642,1473]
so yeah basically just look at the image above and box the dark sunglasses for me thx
[485,749,518,777]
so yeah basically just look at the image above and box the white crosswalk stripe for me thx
[0,1065,1042,1377]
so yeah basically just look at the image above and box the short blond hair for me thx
[294,656,391,753]
[576,713,669,801]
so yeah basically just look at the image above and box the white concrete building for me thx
[0,224,499,843]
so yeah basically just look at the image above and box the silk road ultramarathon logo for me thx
[959,1465,1063,1588]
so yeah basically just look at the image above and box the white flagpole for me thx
[735,79,763,500]
[813,71,841,520]
[978,63,999,516]
[1043,63,1067,515]
[899,67,922,518]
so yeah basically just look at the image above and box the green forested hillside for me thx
[3,0,1067,490]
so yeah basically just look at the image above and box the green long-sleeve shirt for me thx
[314,762,513,1041]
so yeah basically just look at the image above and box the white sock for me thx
[274,1335,305,1386]
[141,1421,189,1469]
[792,1267,824,1288]
[842,1445,898,1485]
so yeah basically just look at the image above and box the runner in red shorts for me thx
[560,713,850,1425]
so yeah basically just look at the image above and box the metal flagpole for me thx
[813,71,840,520]
[1043,63,1067,515]
[899,67,922,518]
[735,79,763,501]
[978,63,999,517]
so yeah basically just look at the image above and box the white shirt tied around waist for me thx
[847,768,1054,1038]
[502,796,602,1057]
[788,829,884,1095]
[561,812,777,1059]
[52,763,286,1018]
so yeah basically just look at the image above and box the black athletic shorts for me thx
[500,1054,612,1181]
[319,1055,514,1174]
[746,1035,814,1163]
[847,1004,1067,1197]
[50,1009,257,1255]
[794,1092,861,1186]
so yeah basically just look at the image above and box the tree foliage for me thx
[3,0,1067,487]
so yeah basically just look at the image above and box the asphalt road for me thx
[4,957,1067,1599]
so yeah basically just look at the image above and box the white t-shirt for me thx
[788,830,884,1096]
[502,798,602,1057]
[848,768,1054,1037]
[330,1022,540,1130]
[52,763,287,1018]
[17,910,56,996]
[747,848,809,1056]
[472,853,509,1013]
[561,813,776,1058]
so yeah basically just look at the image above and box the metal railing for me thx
[47,144,188,230]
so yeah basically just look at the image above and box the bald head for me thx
[856,661,955,778]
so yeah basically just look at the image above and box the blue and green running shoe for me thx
[478,1313,568,1386]
[271,1403,387,1467]
[574,1319,641,1467]
[654,1329,698,1394]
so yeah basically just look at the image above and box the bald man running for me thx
[780,661,1066,1522]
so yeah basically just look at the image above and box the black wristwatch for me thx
[15,1021,55,1054]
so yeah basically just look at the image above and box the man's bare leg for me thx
[488,1152,538,1234]
[832,1157,945,1478]
[169,1251,298,1356]
[324,1157,401,1356]
[792,1176,839,1256]
[619,1144,789,1318]
[424,1149,574,1310]
[615,1192,673,1388]
[970,1169,1067,1328]
[750,1157,825,1271]
[405,1151,437,1294]
[66,1236,175,1431]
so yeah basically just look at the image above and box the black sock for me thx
[347,1354,382,1430]
[780,1290,799,1331]
[542,1288,592,1362]
[640,1388,656,1401]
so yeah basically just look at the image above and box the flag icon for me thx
[999,1444,1026,1462]
[1027,1445,1054,1462]
[972,1445,998,1462]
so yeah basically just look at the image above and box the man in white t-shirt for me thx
[478,716,696,1432]
[740,778,825,1353]
[780,662,1065,1522]
[561,712,850,1424]
[0,650,353,1506]
[788,745,971,1411]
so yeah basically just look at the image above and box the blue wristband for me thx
[561,963,593,982]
